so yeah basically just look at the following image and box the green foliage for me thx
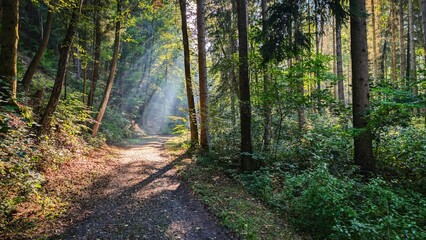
[99,107,134,142]
[269,114,353,175]
[0,109,43,232]
[369,85,417,137]
[54,93,91,136]
[378,125,426,193]
[240,168,273,201]
[273,165,426,239]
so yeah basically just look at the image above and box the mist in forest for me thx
[138,57,187,135]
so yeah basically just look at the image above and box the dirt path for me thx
[57,136,233,240]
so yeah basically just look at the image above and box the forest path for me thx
[58,135,233,240]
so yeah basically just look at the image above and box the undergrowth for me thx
[0,94,106,238]
[168,139,301,240]
[207,112,426,239]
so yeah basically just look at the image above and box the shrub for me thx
[377,125,426,194]
[0,109,43,232]
[273,164,426,239]
[100,108,134,143]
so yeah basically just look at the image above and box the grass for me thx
[166,137,302,240]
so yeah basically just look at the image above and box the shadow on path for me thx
[53,137,233,240]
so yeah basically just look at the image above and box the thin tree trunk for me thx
[0,0,19,101]
[314,0,321,112]
[179,0,199,147]
[408,0,417,103]
[197,0,210,151]
[399,0,406,81]
[38,0,84,135]
[423,0,426,64]
[238,0,257,171]
[350,0,375,175]
[391,2,397,84]
[336,16,345,104]
[370,0,378,82]
[88,2,101,109]
[333,18,337,100]
[380,40,388,81]
[422,0,426,124]
[92,0,121,137]
[22,5,53,93]
[83,67,87,103]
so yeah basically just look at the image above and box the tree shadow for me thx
[49,141,232,240]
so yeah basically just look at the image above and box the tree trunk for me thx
[333,18,337,100]
[350,0,375,175]
[399,0,406,81]
[88,2,101,110]
[92,0,121,137]
[38,0,84,135]
[423,0,426,124]
[391,2,397,84]
[22,5,53,93]
[314,0,321,112]
[197,0,210,151]
[371,0,378,82]
[238,0,257,171]
[336,16,345,104]
[297,60,305,130]
[422,0,426,64]
[179,0,199,147]
[261,0,272,152]
[0,0,19,101]
[83,67,87,103]
[408,0,417,102]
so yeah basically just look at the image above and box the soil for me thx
[55,136,234,240]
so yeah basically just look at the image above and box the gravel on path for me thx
[57,136,234,240]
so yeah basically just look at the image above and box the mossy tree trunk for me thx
[0,0,19,102]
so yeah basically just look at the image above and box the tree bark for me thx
[88,1,102,110]
[238,0,257,171]
[399,0,406,81]
[336,16,345,104]
[197,0,210,151]
[179,0,199,147]
[371,0,378,82]
[314,0,321,112]
[423,0,426,64]
[350,0,375,175]
[92,0,121,137]
[408,0,417,99]
[391,2,397,84]
[22,5,53,93]
[0,0,19,101]
[38,0,84,135]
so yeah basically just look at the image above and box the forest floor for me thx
[51,135,234,239]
